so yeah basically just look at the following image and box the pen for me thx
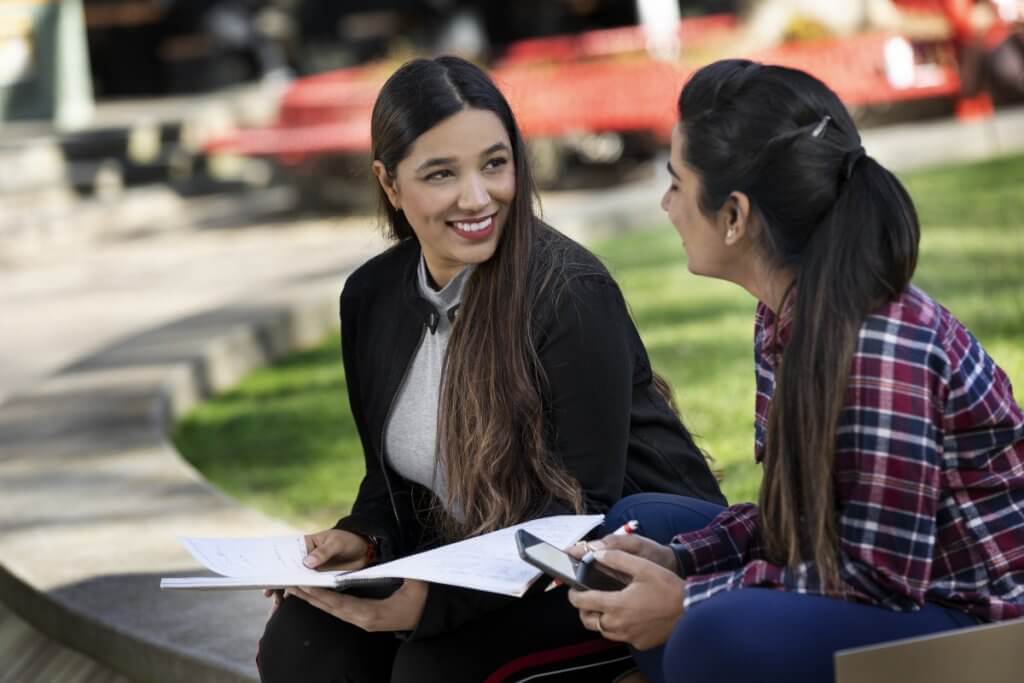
[544,520,640,591]
[611,520,640,536]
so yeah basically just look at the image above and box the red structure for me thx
[205,8,967,203]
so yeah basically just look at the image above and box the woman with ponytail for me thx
[255,55,724,683]
[567,58,1024,683]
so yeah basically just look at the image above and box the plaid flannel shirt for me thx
[671,286,1024,621]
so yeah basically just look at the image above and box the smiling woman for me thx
[254,55,725,683]
[371,108,515,287]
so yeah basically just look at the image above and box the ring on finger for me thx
[596,612,605,634]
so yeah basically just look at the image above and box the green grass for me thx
[173,154,1024,527]
[173,341,363,528]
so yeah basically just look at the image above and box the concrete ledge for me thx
[0,288,346,682]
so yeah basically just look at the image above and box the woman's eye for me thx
[424,169,454,181]
[484,157,509,170]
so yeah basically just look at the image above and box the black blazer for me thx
[334,227,725,638]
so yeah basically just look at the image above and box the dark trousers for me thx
[258,583,634,682]
[603,493,979,683]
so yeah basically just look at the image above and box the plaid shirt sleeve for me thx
[670,503,762,577]
[676,295,954,611]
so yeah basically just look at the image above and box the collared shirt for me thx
[671,285,1024,621]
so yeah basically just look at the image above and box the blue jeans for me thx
[601,493,979,683]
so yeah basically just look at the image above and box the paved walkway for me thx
[0,106,1022,681]
[0,204,387,407]
[0,189,387,679]
[0,603,130,683]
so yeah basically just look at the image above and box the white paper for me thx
[347,514,602,596]
[161,514,603,596]
[160,575,339,590]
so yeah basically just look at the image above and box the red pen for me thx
[544,520,640,591]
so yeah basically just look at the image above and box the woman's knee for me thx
[604,494,656,531]
[661,590,837,683]
[258,597,394,683]
[661,593,742,682]
[604,493,724,543]
[259,598,313,680]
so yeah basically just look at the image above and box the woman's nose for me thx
[458,173,490,211]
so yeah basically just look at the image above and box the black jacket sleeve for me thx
[410,274,638,640]
[332,286,401,560]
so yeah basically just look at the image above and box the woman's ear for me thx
[372,160,401,209]
[718,191,752,246]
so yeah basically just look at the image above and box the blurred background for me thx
[2,0,1022,234]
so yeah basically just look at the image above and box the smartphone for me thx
[515,529,628,591]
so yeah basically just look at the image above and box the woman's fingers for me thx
[568,551,685,649]
[597,535,679,572]
[284,580,426,633]
[302,529,368,570]
[263,588,284,618]
[569,535,679,573]
[591,548,659,578]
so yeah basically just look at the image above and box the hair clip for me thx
[811,114,831,138]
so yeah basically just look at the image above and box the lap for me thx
[258,586,633,683]
[662,589,979,683]
[259,595,398,683]
[393,586,632,682]
[601,492,726,543]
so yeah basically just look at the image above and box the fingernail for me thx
[302,556,315,568]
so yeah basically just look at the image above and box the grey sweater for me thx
[384,258,474,510]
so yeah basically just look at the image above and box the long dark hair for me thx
[677,59,919,586]
[371,56,583,540]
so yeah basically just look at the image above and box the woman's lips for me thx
[449,214,496,241]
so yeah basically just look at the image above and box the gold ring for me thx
[596,612,605,634]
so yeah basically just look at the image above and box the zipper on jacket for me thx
[378,322,429,538]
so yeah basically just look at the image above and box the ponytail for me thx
[761,156,919,586]
[678,59,920,586]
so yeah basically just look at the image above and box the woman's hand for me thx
[303,528,371,571]
[263,529,372,618]
[262,588,285,618]
[285,579,429,632]
[567,549,685,651]
[569,534,679,575]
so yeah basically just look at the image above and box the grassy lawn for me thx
[173,154,1024,528]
